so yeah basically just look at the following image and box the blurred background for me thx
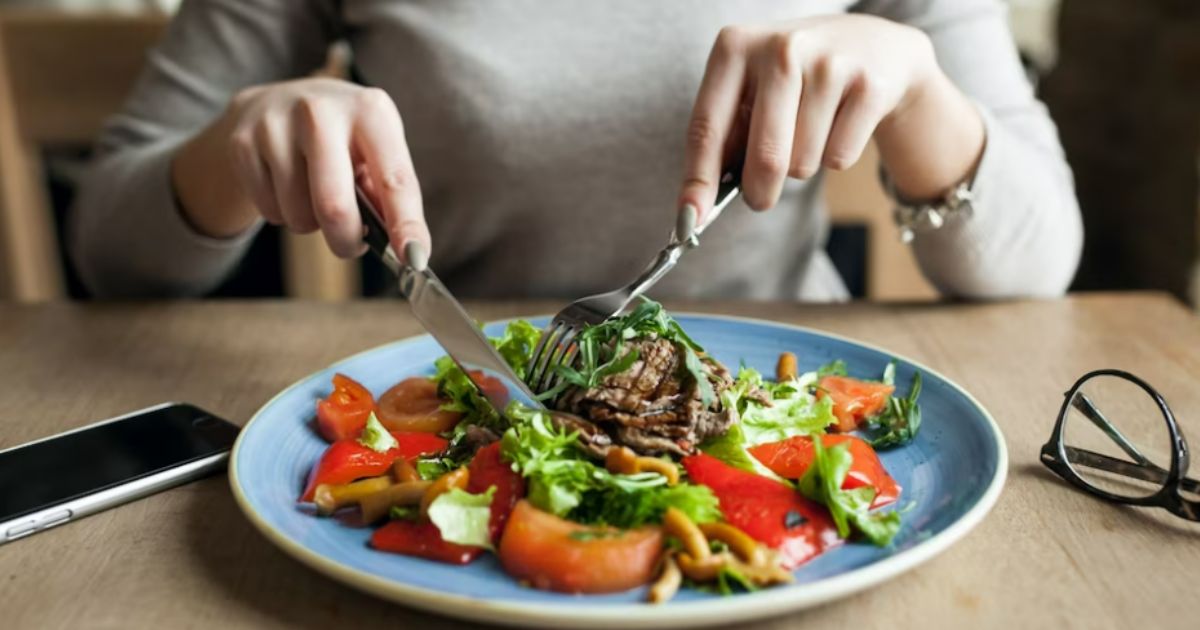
[0,0,1196,304]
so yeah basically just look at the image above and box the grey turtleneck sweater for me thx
[69,0,1082,300]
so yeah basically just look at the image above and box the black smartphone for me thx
[0,402,240,544]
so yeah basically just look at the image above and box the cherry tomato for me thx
[498,501,663,594]
[315,373,375,442]
[682,453,841,569]
[748,434,901,508]
[818,376,894,432]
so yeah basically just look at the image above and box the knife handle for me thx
[356,185,403,276]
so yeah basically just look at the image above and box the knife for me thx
[355,186,543,413]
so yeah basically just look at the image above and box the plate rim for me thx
[229,312,1008,629]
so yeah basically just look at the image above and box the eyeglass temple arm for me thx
[1063,446,1200,495]
[1072,393,1152,466]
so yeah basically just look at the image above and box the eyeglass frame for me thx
[1039,368,1199,521]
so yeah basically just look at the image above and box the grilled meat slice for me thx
[554,337,741,457]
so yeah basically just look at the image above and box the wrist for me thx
[879,31,943,141]
[170,111,259,239]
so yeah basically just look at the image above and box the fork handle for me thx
[623,171,742,306]
[677,169,742,245]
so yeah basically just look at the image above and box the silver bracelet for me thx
[887,175,975,244]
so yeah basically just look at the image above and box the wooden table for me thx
[2,294,1198,629]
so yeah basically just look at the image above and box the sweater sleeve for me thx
[68,0,337,298]
[854,0,1083,298]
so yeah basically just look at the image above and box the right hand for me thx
[224,78,429,264]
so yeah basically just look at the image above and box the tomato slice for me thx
[371,520,482,565]
[817,376,894,432]
[300,432,448,502]
[498,501,663,594]
[682,453,840,569]
[748,435,901,508]
[466,442,525,544]
[315,373,375,442]
[376,377,463,434]
[467,370,509,408]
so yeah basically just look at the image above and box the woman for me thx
[69,0,1082,300]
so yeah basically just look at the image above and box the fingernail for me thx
[676,204,698,243]
[404,240,429,272]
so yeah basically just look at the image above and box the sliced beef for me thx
[553,336,743,457]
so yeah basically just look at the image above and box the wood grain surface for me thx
[2,294,1198,629]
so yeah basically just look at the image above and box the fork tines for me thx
[527,320,580,396]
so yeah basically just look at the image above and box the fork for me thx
[525,170,742,395]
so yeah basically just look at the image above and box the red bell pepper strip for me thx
[749,434,901,508]
[370,520,483,565]
[682,453,841,569]
[300,432,447,502]
[466,442,526,544]
[316,373,376,442]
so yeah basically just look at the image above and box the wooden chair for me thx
[0,9,356,302]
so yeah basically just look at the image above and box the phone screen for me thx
[0,404,240,522]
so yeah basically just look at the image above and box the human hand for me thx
[677,15,940,222]
[222,77,428,266]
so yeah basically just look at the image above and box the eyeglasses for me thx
[1040,369,1199,521]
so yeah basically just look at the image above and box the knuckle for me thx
[812,54,849,84]
[293,96,325,131]
[823,152,854,171]
[769,32,801,74]
[852,71,889,112]
[749,141,789,179]
[229,127,256,157]
[788,162,819,179]
[377,166,413,194]
[229,86,259,109]
[715,25,748,55]
[742,189,774,212]
[314,193,353,223]
[355,87,395,114]
[685,115,722,153]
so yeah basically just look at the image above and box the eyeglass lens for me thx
[1062,373,1175,499]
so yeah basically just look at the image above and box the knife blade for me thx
[355,186,543,413]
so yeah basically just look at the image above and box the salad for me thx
[299,301,921,602]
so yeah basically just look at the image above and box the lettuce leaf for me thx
[501,402,720,527]
[427,486,496,549]
[724,368,836,444]
[357,412,397,453]
[700,366,835,476]
[796,435,900,546]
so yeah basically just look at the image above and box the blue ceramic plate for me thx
[230,314,1006,628]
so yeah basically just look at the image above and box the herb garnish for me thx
[539,299,716,406]
[863,363,922,449]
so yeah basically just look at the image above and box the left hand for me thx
[677,15,940,218]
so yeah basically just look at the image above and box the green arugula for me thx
[816,359,848,377]
[862,365,923,449]
[539,299,715,407]
[796,435,901,546]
